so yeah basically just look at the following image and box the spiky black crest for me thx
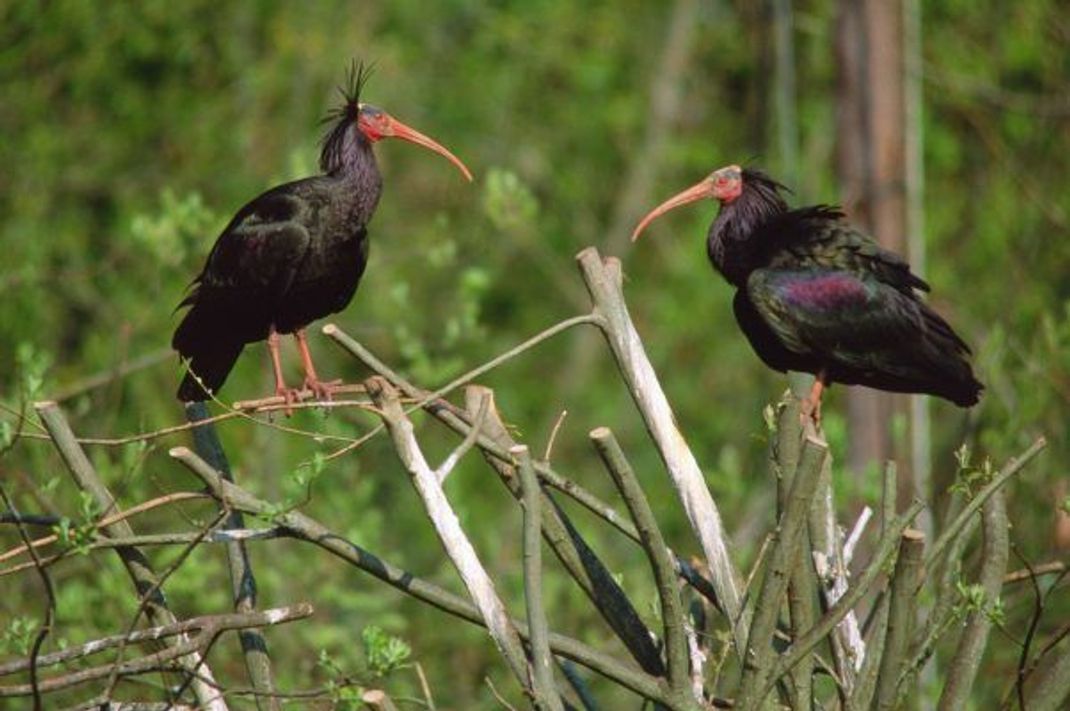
[741,168,792,204]
[320,60,376,173]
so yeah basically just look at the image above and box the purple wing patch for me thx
[781,273,869,310]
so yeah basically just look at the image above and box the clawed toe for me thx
[304,378,343,402]
[274,385,302,417]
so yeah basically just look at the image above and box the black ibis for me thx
[631,164,982,420]
[173,63,472,405]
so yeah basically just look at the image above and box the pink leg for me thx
[801,371,827,425]
[294,328,341,400]
[267,326,299,415]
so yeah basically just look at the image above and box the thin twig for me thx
[542,410,568,464]
[414,662,437,711]
[35,401,227,711]
[0,605,312,698]
[436,391,489,484]
[21,398,371,447]
[0,528,284,579]
[0,492,209,564]
[926,437,1047,571]
[485,676,520,711]
[169,445,673,705]
[1004,561,1066,585]
[843,507,874,566]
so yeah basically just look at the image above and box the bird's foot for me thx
[274,384,303,417]
[303,377,343,403]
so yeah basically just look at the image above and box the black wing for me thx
[172,183,313,400]
[755,206,930,295]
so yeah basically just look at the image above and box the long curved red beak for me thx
[630,178,715,242]
[386,116,473,182]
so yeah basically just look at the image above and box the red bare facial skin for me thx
[710,164,743,203]
[357,111,389,142]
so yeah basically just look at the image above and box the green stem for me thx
[760,501,926,701]
[926,437,1046,571]
[590,427,696,707]
[516,445,565,711]
[937,490,1009,709]
[875,530,925,710]
[737,437,827,710]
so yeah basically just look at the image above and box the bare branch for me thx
[843,507,874,566]
[0,604,312,677]
[875,529,925,710]
[35,401,227,711]
[769,393,815,708]
[1004,561,1066,585]
[937,490,1009,709]
[463,386,664,677]
[366,377,531,690]
[736,437,827,710]
[0,492,210,566]
[761,500,926,701]
[186,401,278,710]
[232,383,368,410]
[169,445,672,705]
[327,326,700,675]
[576,247,746,652]
[436,390,488,483]
[589,427,693,704]
[0,605,312,698]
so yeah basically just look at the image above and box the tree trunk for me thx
[836,0,908,479]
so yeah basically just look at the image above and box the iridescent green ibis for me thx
[631,165,982,420]
[173,64,472,406]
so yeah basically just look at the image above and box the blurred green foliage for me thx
[0,0,1066,707]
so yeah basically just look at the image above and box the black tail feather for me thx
[917,304,983,406]
[173,304,245,402]
[175,341,244,402]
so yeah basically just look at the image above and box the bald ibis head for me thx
[630,165,794,242]
[320,62,472,181]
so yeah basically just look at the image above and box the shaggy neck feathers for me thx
[708,169,790,285]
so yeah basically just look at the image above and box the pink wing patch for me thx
[782,274,868,309]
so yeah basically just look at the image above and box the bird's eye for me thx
[715,176,728,186]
